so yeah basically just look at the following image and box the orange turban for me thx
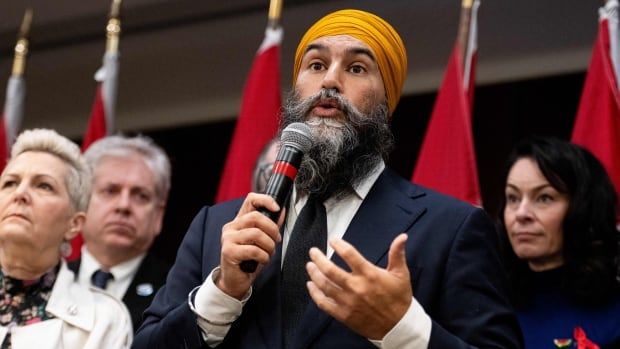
[293,9,407,115]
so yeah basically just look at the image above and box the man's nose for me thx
[114,190,132,213]
[321,65,343,93]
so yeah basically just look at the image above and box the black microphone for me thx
[239,122,312,273]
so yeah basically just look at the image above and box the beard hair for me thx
[280,88,394,200]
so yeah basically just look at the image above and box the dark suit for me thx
[69,251,170,331]
[133,169,523,348]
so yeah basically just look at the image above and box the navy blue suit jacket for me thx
[133,169,523,348]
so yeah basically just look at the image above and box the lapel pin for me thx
[136,283,154,297]
[553,339,572,348]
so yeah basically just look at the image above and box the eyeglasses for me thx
[257,162,274,183]
[253,162,274,192]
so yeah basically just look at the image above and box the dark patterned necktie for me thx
[91,269,114,290]
[281,195,327,348]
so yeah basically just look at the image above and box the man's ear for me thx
[65,212,86,240]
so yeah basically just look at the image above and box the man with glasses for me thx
[251,138,280,193]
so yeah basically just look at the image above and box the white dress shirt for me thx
[190,162,432,348]
[78,246,145,300]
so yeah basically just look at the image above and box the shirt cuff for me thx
[369,297,431,349]
[189,267,251,346]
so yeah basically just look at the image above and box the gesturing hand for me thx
[305,233,412,340]
[217,193,283,300]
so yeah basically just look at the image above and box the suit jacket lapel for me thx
[123,254,155,305]
[296,169,426,349]
[123,252,170,331]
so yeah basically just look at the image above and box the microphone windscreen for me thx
[280,122,312,153]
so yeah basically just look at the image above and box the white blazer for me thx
[0,262,132,349]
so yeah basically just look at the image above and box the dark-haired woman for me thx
[498,137,620,348]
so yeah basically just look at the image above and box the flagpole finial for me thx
[457,0,475,62]
[105,0,122,54]
[268,0,283,28]
[462,0,474,9]
[12,8,33,77]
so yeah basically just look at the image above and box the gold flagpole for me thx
[105,0,123,54]
[457,0,473,67]
[268,0,283,28]
[12,9,33,77]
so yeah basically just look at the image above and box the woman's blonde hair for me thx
[9,129,91,211]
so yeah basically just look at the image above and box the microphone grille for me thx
[281,122,312,153]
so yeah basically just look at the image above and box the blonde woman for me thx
[0,129,131,349]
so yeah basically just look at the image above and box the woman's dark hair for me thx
[497,137,619,306]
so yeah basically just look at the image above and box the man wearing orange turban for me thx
[292,9,407,116]
[135,9,522,349]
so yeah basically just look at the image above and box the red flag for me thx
[571,0,620,200]
[67,51,119,261]
[0,76,25,171]
[82,52,118,150]
[82,85,107,151]
[412,0,482,205]
[215,26,282,203]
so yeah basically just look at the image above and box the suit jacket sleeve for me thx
[426,208,523,349]
[133,206,214,349]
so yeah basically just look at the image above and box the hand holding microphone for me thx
[239,122,312,273]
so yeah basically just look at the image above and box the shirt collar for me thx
[291,160,385,209]
[81,246,145,283]
[351,160,385,201]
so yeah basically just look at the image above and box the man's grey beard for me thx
[280,88,394,200]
